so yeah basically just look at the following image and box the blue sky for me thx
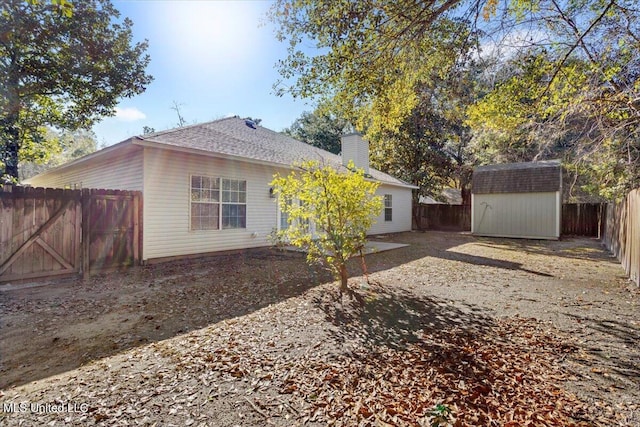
[92,0,313,146]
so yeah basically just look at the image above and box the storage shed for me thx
[471,160,562,240]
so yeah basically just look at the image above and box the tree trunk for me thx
[339,263,349,294]
[412,203,424,231]
[359,248,370,283]
[2,69,21,181]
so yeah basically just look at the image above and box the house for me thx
[471,160,562,240]
[25,117,416,262]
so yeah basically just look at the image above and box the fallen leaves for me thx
[1,234,638,426]
[271,287,595,427]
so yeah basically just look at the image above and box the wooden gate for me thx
[1,187,81,282]
[1,186,141,283]
[83,190,141,277]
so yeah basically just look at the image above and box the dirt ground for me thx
[0,231,638,426]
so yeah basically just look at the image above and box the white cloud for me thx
[114,107,147,122]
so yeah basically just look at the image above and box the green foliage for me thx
[428,403,453,427]
[370,64,479,204]
[371,109,455,203]
[270,160,382,292]
[270,0,640,200]
[0,0,153,180]
[25,0,73,17]
[19,128,98,180]
[283,109,350,154]
[467,42,640,199]
[268,0,472,136]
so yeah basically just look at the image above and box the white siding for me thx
[368,184,413,235]
[142,148,287,260]
[472,192,560,239]
[25,145,144,191]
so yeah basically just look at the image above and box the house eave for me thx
[24,135,418,191]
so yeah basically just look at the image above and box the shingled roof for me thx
[138,117,412,187]
[472,160,562,194]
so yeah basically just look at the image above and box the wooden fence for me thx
[562,203,605,237]
[602,189,639,287]
[1,185,142,283]
[413,204,471,231]
[414,202,606,237]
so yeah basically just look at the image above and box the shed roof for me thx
[472,160,562,194]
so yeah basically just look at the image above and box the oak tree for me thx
[0,0,152,181]
[283,109,349,155]
[269,0,640,198]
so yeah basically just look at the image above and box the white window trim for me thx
[189,174,247,231]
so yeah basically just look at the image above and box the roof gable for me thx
[472,160,562,194]
[140,117,329,167]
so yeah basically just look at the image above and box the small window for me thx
[279,197,290,231]
[384,194,392,222]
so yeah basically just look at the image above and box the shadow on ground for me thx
[0,249,332,389]
[314,283,493,350]
[564,312,640,383]
[0,231,626,391]
[303,283,589,426]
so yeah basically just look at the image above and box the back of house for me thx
[25,117,416,262]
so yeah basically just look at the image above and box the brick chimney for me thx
[340,133,369,174]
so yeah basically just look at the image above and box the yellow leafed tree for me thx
[270,161,382,294]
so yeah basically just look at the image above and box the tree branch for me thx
[543,0,618,97]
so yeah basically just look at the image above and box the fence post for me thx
[81,189,91,279]
[132,193,140,264]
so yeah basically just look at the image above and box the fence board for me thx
[414,202,607,237]
[85,191,138,273]
[602,189,639,287]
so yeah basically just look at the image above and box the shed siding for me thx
[25,147,144,191]
[369,184,413,235]
[472,192,560,239]
[142,148,287,260]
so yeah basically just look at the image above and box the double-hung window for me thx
[278,197,291,231]
[191,176,220,230]
[190,175,246,230]
[384,194,392,222]
[221,178,247,229]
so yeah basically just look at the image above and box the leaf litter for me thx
[1,232,638,426]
